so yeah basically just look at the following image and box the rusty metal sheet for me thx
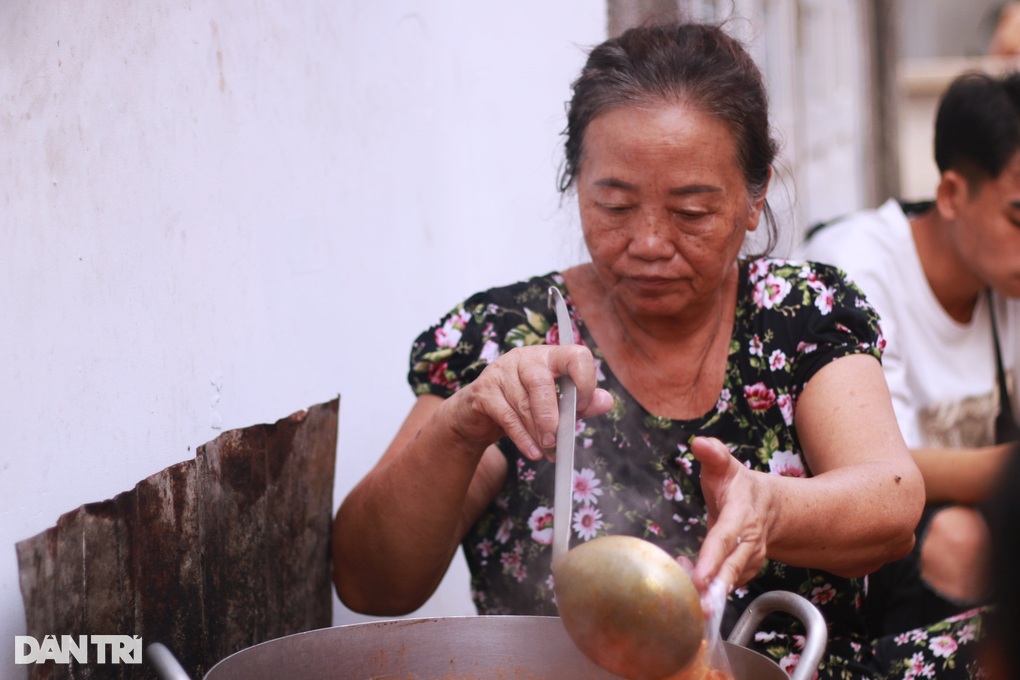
[134,461,205,679]
[15,398,339,680]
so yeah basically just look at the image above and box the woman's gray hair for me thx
[559,22,779,254]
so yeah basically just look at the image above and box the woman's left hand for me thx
[689,436,771,597]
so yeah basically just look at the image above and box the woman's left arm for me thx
[691,353,924,593]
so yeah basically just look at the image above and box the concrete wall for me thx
[899,0,1005,58]
[0,2,605,676]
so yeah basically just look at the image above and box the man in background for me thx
[799,70,1020,635]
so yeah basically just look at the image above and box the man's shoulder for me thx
[799,199,915,275]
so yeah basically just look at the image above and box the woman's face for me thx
[576,102,765,317]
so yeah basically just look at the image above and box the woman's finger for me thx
[456,344,612,462]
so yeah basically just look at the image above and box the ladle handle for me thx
[145,643,193,680]
[548,286,577,565]
[726,590,828,680]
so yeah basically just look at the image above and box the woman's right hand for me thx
[334,343,612,615]
[445,344,615,461]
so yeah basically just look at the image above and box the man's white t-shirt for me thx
[797,198,1019,448]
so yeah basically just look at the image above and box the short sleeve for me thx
[407,275,562,399]
[787,261,885,389]
[408,296,500,399]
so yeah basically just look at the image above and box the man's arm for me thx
[912,443,1014,504]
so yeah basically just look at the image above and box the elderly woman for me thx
[334,22,930,678]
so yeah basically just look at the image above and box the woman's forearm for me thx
[761,458,923,576]
[777,354,925,576]
[331,395,501,615]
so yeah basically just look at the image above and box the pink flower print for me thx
[573,468,603,505]
[769,450,805,477]
[479,339,500,363]
[929,635,958,659]
[517,459,525,474]
[434,325,461,348]
[752,273,792,309]
[502,544,528,583]
[547,317,580,347]
[435,309,470,348]
[906,652,925,671]
[814,285,836,315]
[663,477,683,501]
[799,265,821,285]
[749,334,764,357]
[528,506,554,544]
[512,564,527,583]
[811,582,836,605]
[428,361,460,390]
[749,259,770,280]
[716,387,732,414]
[906,652,936,679]
[476,539,495,558]
[778,654,800,677]
[769,349,787,371]
[546,321,562,346]
[796,341,818,355]
[573,504,604,541]
[495,516,513,544]
[744,382,777,411]
[500,549,522,572]
[675,456,693,475]
[777,393,794,426]
[957,622,977,644]
[646,521,663,536]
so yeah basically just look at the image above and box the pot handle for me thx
[726,590,828,680]
[145,642,194,680]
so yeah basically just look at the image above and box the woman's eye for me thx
[599,203,634,214]
[672,209,708,220]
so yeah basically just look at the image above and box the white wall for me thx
[899,0,1003,58]
[0,2,605,676]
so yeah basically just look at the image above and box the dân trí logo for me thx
[15,635,142,664]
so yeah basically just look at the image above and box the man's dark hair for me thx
[934,71,1020,191]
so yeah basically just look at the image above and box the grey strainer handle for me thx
[727,590,828,680]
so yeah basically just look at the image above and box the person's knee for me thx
[918,505,991,603]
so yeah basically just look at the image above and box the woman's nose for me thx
[626,209,676,260]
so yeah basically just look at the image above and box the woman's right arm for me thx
[332,345,613,615]
[332,393,508,615]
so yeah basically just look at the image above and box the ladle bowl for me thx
[553,535,706,680]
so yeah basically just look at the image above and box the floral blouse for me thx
[407,258,981,679]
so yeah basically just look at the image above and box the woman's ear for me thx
[935,170,966,221]
[746,168,772,233]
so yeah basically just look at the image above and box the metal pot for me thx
[147,590,826,680]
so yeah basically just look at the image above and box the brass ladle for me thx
[548,287,705,680]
